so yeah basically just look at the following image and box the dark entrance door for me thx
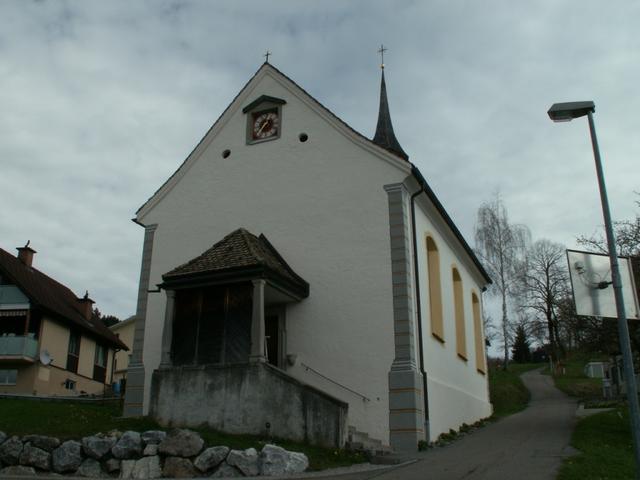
[265,314,279,367]
[171,282,252,365]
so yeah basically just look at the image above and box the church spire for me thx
[372,46,408,161]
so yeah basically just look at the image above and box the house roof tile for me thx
[0,248,127,350]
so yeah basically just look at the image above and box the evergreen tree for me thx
[512,324,531,363]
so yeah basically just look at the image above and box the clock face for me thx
[252,110,279,140]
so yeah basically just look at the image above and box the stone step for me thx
[347,426,387,453]
[370,453,409,465]
[345,441,364,451]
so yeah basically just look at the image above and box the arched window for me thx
[426,236,444,342]
[472,292,486,374]
[453,268,466,360]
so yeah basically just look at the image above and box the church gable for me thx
[136,63,411,221]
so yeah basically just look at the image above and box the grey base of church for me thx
[389,367,424,452]
[150,362,348,448]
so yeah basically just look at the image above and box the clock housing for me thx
[243,95,286,145]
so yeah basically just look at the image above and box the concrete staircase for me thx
[346,426,406,463]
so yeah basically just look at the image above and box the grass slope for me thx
[489,363,540,418]
[558,407,635,480]
[0,398,365,471]
[553,353,603,400]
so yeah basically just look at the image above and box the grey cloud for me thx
[1,1,639,318]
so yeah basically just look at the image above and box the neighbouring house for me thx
[110,315,135,394]
[0,244,127,396]
[123,62,492,451]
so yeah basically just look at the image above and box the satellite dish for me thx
[39,350,52,366]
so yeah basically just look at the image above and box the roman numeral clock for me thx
[242,95,287,145]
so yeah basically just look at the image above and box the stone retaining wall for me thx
[0,428,308,478]
[150,362,348,448]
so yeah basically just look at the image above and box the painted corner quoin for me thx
[123,223,157,417]
[384,182,424,451]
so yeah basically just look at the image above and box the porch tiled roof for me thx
[163,228,309,296]
[0,248,127,350]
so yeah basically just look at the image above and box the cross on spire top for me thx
[378,44,387,69]
[264,50,272,63]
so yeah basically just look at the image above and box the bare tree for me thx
[474,194,530,369]
[517,239,571,361]
[482,313,500,347]
[577,194,640,256]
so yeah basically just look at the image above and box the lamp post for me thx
[548,101,640,475]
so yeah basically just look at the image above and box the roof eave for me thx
[410,164,492,286]
[160,265,309,300]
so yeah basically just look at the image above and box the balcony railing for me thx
[0,335,39,360]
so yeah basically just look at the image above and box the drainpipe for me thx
[409,170,430,439]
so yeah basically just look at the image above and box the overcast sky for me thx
[2,1,639,320]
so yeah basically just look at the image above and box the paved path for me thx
[329,369,578,480]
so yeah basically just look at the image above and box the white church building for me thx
[123,61,492,452]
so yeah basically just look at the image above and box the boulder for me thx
[104,458,120,473]
[162,456,197,478]
[132,456,162,479]
[112,431,142,459]
[77,458,105,478]
[143,444,158,456]
[0,431,7,445]
[22,435,60,452]
[120,459,136,479]
[193,446,229,473]
[141,430,166,445]
[52,440,83,473]
[0,436,23,465]
[158,429,203,458]
[0,465,37,476]
[83,435,116,460]
[19,442,51,470]
[287,451,310,473]
[210,462,243,478]
[260,444,309,475]
[226,447,259,476]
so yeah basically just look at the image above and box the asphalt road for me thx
[332,368,578,480]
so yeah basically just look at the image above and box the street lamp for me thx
[548,101,640,476]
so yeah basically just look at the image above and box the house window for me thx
[453,268,467,360]
[93,344,107,383]
[472,293,486,374]
[67,331,81,373]
[63,379,76,390]
[0,369,18,385]
[426,236,444,342]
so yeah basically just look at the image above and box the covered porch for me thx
[157,228,309,369]
[150,228,348,447]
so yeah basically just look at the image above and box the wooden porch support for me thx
[250,279,266,363]
[159,290,176,368]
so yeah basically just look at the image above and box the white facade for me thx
[413,192,493,437]
[128,63,491,449]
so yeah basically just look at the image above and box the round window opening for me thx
[299,133,309,143]
[222,149,231,158]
